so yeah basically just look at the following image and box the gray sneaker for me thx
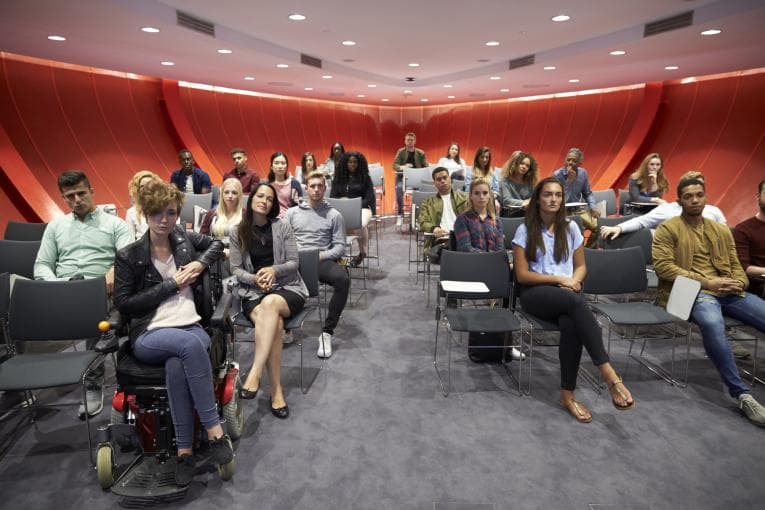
[78,388,104,418]
[738,393,765,427]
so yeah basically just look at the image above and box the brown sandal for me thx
[561,399,593,423]
[609,377,635,410]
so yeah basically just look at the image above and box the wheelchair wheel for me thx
[223,377,244,441]
[96,444,115,489]
[217,437,236,481]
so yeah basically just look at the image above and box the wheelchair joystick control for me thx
[98,321,110,332]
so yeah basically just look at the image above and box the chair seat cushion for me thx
[116,352,166,386]
[592,302,676,325]
[234,306,316,332]
[519,313,560,331]
[0,351,101,390]
[444,308,521,333]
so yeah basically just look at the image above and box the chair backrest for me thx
[666,275,701,320]
[568,215,584,232]
[403,167,430,190]
[369,165,384,187]
[180,192,213,226]
[592,189,617,216]
[4,221,47,241]
[439,250,510,300]
[411,190,433,215]
[597,215,637,228]
[9,278,108,341]
[0,240,41,279]
[419,183,437,193]
[582,246,647,295]
[618,189,630,215]
[499,217,524,249]
[326,197,362,230]
[298,249,320,298]
[602,227,653,265]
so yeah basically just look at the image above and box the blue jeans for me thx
[691,291,765,398]
[395,176,403,216]
[134,324,218,449]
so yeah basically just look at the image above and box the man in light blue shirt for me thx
[34,171,131,417]
[552,147,600,247]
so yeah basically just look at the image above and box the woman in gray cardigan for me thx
[229,182,307,419]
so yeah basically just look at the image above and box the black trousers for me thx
[318,260,350,335]
[519,284,608,391]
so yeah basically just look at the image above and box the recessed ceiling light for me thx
[543,66,556,70]
[217,49,232,54]
[701,29,721,36]
[447,95,456,99]
[288,13,306,21]
[244,76,255,81]
[568,78,580,83]
[368,84,377,88]
[665,65,679,70]
[500,88,510,92]
[381,98,389,102]
[552,15,570,22]
[141,27,160,33]
[443,84,453,88]
[161,61,175,66]
[304,87,313,91]
[342,40,357,46]
[47,35,66,41]
[408,62,420,68]
[420,98,429,102]
[485,41,500,46]
[404,90,413,94]
[357,94,365,98]
[322,75,333,79]
[276,63,289,68]
[489,76,501,80]
[609,50,626,56]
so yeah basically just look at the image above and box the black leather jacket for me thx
[113,226,223,345]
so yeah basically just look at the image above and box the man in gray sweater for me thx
[285,171,348,358]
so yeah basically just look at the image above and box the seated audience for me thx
[267,151,303,219]
[320,141,345,187]
[418,166,469,262]
[285,171,349,358]
[170,149,212,195]
[200,178,244,244]
[297,151,319,184]
[437,142,468,180]
[454,177,504,252]
[393,132,428,226]
[733,179,765,297]
[553,147,599,248]
[223,147,259,194]
[229,183,307,419]
[512,177,635,423]
[330,151,376,267]
[125,170,160,241]
[653,176,765,427]
[499,151,538,217]
[34,170,132,417]
[113,179,231,486]
[628,153,669,212]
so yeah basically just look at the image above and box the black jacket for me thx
[113,226,223,345]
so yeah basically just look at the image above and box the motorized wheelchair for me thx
[95,267,243,504]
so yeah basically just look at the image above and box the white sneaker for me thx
[510,347,526,361]
[396,216,403,227]
[78,388,104,418]
[317,332,333,358]
[283,330,295,345]
[738,393,765,427]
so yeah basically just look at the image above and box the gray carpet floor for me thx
[0,226,763,509]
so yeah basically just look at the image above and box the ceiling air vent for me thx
[301,54,322,69]
[509,54,535,70]
[177,10,215,37]
[644,10,693,37]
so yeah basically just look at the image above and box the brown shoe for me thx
[561,398,592,423]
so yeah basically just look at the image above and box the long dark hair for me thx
[333,151,371,192]
[237,182,279,253]
[267,151,289,182]
[445,142,461,162]
[524,177,570,264]
[472,146,492,177]
[328,142,345,161]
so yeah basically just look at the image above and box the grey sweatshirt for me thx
[284,201,346,261]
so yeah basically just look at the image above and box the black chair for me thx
[0,278,114,465]
[434,250,523,396]
[592,189,617,216]
[3,221,47,241]
[0,239,41,279]
[499,217,524,250]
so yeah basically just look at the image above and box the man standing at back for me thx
[553,147,599,247]
[418,166,468,262]
[733,179,765,299]
[171,149,212,195]
[34,170,132,417]
[393,132,428,227]
[223,147,259,194]
[653,176,765,427]
[284,171,349,359]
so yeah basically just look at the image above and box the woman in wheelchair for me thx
[229,182,307,418]
[113,179,232,486]
[511,177,635,423]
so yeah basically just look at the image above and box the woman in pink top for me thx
[267,151,303,219]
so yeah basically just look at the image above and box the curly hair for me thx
[138,179,184,218]
[128,170,161,215]
[333,151,372,191]
[501,151,538,186]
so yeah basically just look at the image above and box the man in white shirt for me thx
[417,167,469,262]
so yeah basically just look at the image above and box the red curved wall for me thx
[0,51,762,233]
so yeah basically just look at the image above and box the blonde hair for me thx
[469,177,495,218]
[212,178,244,238]
[128,170,160,216]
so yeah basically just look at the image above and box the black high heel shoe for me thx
[239,387,258,400]
[269,397,289,419]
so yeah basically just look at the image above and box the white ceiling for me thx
[1,0,764,106]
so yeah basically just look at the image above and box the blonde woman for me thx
[125,170,161,240]
[200,178,244,247]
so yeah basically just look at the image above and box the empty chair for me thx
[325,197,366,303]
[0,239,41,279]
[4,220,47,241]
[180,192,213,230]
[592,189,617,216]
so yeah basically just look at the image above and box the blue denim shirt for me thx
[553,167,596,209]
[512,221,583,277]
